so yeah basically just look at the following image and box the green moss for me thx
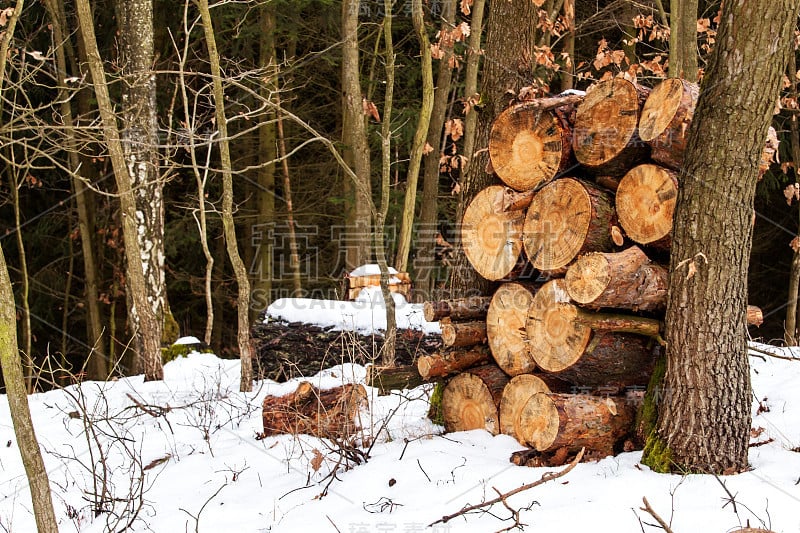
[161,343,192,364]
[641,431,672,473]
[635,353,666,441]
[161,307,181,345]
[427,381,445,426]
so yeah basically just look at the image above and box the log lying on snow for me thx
[615,164,679,250]
[525,280,658,387]
[499,374,571,445]
[423,296,492,322]
[417,347,491,380]
[262,382,367,438]
[489,101,575,191]
[512,392,635,455]
[441,321,487,348]
[486,282,539,375]
[564,245,668,312]
[572,78,650,176]
[523,178,615,272]
[638,78,699,171]
[366,365,425,394]
[442,365,509,435]
[461,185,526,280]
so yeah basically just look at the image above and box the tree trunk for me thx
[417,347,491,380]
[615,164,679,250]
[523,178,615,271]
[416,0,457,300]
[261,382,368,439]
[639,78,699,170]
[785,53,800,345]
[461,185,526,280]
[499,374,571,445]
[0,2,58,527]
[423,296,492,322]
[449,0,539,298]
[441,364,509,435]
[486,282,539,376]
[460,0,486,179]
[75,0,164,381]
[645,0,800,474]
[668,0,698,81]
[198,0,254,392]
[564,246,668,311]
[514,393,634,456]
[441,321,487,348]
[341,0,372,270]
[488,102,575,191]
[526,280,657,388]
[572,79,649,176]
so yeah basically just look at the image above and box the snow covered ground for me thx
[2,334,800,531]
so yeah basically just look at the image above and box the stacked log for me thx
[427,77,767,464]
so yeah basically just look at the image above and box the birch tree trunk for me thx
[0,2,59,529]
[198,0,254,392]
[75,0,164,381]
[644,0,800,473]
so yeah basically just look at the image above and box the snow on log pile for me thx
[425,79,769,464]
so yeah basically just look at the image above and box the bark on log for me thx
[499,374,572,445]
[366,365,426,394]
[525,279,657,387]
[486,282,539,375]
[442,364,510,435]
[261,382,368,438]
[461,185,526,280]
[423,296,492,322]
[501,188,536,212]
[441,321,488,347]
[638,78,699,170]
[489,102,574,191]
[417,347,491,380]
[523,178,615,271]
[572,79,650,176]
[615,164,679,250]
[564,246,668,312]
[514,392,635,455]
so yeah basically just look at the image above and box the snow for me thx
[349,264,399,277]
[173,335,203,345]
[558,89,586,96]
[3,335,800,531]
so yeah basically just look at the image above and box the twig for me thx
[429,448,585,526]
[326,515,342,533]
[640,497,675,533]
[747,344,800,361]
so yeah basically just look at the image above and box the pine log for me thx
[638,78,699,170]
[515,392,635,455]
[261,382,367,438]
[461,185,526,280]
[441,364,510,435]
[417,347,491,380]
[502,188,536,212]
[572,79,650,176]
[366,365,426,394]
[423,296,492,322]
[441,321,487,347]
[499,374,572,445]
[615,164,679,250]
[748,305,763,327]
[486,282,538,375]
[525,279,657,387]
[523,177,615,271]
[489,103,574,191]
[564,246,668,311]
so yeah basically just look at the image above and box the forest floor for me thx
[1,296,800,532]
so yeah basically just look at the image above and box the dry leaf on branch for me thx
[423,142,434,155]
[790,236,800,253]
[362,98,381,122]
[311,449,324,472]
[444,118,464,141]
[0,7,14,27]
[460,0,473,15]
[783,183,799,206]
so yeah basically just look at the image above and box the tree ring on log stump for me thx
[639,78,689,142]
[523,178,591,271]
[489,105,568,191]
[526,279,591,372]
[616,164,678,247]
[499,374,552,444]
[518,392,560,451]
[564,252,613,305]
[486,283,538,375]
[442,366,508,435]
[462,185,525,280]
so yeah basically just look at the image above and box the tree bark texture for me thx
[449,0,539,298]
[668,0,699,81]
[423,296,491,322]
[417,347,491,380]
[650,0,800,474]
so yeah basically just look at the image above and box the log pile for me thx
[425,77,766,465]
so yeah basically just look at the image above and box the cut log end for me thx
[486,283,538,375]
[616,164,678,247]
[639,78,693,142]
[462,185,525,281]
[489,105,570,191]
[442,365,509,435]
[499,374,553,445]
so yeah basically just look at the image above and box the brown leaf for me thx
[423,142,434,155]
[430,43,444,60]
[784,183,798,206]
[0,7,14,27]
[791,236,800,253]
[445,118,464,141]
[310,449,324,472]
[532,0,546,6]
[686,260,697,280]
[362,98,381,122]
[460,0,472,15]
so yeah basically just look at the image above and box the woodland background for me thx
[0,0,798,389]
